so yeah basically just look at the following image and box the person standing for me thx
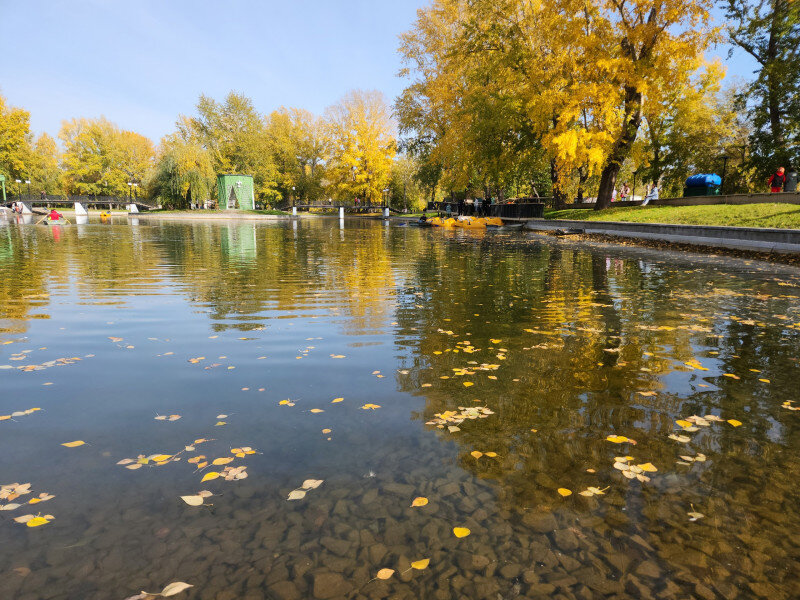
[620,182,630,200]
[768,167,786,192]
[474,196,482,216]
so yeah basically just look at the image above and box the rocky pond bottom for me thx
[1,219,799,599]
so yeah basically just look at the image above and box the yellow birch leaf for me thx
[376,568,394,580]
[484,452,497,458]
[453,527,471,538]
[61,440,85,447]
[331,398,344,403]
[557,488,572,497]
[212,457,234,466]
[463,381,474,387]
[309,409,324,413]
[470,451,483,459]
[727,419,742,427]
[638,462,658,472]
[201,472,220,482]
[411,559,430,570]
[26,516,50,527]
[605,435,628,444]
[675,420,692,428]
[411,497,429,507]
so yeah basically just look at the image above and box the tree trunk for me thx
[595,84,643,209]
[550,158,566,209]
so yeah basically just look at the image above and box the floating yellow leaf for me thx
[484,451,497,458]
[557,488,572,497]
[321,428,332,434]
[212,457,234,466]
[453,527,471,538]
[61,440,85,448]
[155,582,194,597]
[331,398,344,403]
[215,421,226,426]
[723,373,740,379]
[287,489,306,501]
[201,472,220,482]
[376,568,394,580]
[309,409,324,413]
[411,497,428,507]
[605,435,629,444]
[180,495,204,506]
[727,419,742,427]
[411,559,430,570]
[675,420,692,428]
[463,381,474,387]
[360,403,381,410]
[470,451,483,459]
[638,462,658,472]
[26,516,51,527]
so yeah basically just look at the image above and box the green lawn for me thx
[545,203,800,229]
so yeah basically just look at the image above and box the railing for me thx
[4,194,155,208]
[426,201,545,219]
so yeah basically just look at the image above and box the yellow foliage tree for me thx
[325,90,396,204]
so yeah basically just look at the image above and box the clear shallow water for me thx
[1,217,799,600]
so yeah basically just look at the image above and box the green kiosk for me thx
[217,174,255,210]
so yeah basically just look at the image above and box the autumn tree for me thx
[147,134,216,208]
[179,92,279,202]
[265,108,328,203]
[30,133,64,195]
[724,0,800,171]
[59,117,155,196]
[325,90,396,203]
[0,94,33,183]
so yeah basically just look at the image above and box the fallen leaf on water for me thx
[484,451,497,458]
[453,527,471,538]
[215,421,226,426]
[463,381,474,387]
[360,403,381,410]
[638,463,657,472]
[675,420,692,428]
[376,568,394,580]
[331,398,344,403]
[411,497,428,507]
[557,488,572,497]
[448,426,460,433]
[605,435,630,444]
[309,409,324,413]
[638,391,656,397]
[321,428,332,434]
[0,503,21,511]
[212,457,234,466]
[279,400,295,406]
[180,495,204,506]
[722,373,740,380]
[301,479,324,490]
[470,451,483,459]
[201,472,220,482]
[668,434,691,443]
[411,559,430,570]
[287,489,306,501]
[150,582,194,597]
[61,441,85,448]
[727,419,742,427]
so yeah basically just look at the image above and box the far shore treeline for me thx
[0,0,797,210]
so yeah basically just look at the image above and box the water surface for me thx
[1,218,799,600]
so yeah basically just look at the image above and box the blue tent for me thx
[685,174,722,188]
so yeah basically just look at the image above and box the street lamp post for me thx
[15,179,22,202]
[291,186,295,208]
[720,155,730,195]
[25,180,31,201]
[632,170,639,203]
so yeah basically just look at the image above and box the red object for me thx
[49,210,62,220]
[769,172,786,192]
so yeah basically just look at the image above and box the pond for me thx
[1,217,799,600]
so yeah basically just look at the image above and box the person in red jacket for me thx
[768,167,786,192]
[48,209,63,221]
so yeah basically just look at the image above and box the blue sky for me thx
[0,0,757,143]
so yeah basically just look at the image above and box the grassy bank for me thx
[545,203,800,229]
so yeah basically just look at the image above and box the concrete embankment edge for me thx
[525,219,800,254]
